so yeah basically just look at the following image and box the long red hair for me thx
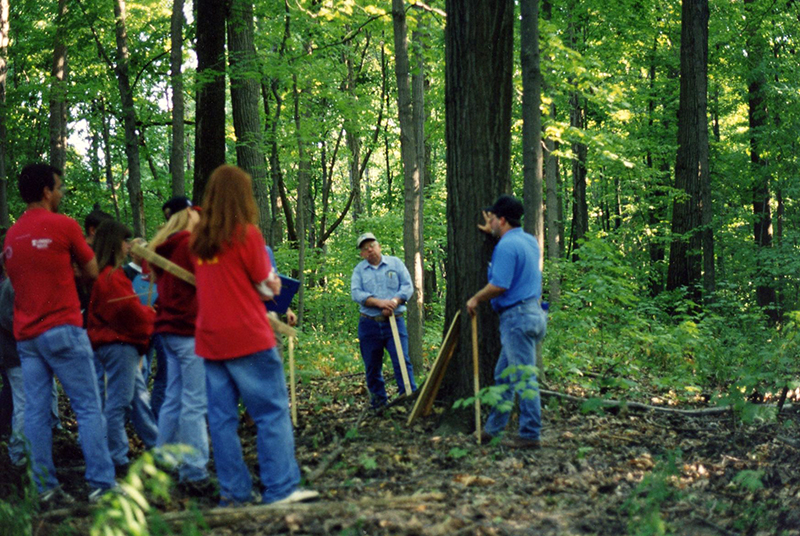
[190,165,259,260]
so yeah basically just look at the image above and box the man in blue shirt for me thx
[466,195,547,448]
[351,233,417,409]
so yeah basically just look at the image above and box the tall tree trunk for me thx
[170,0,185,197]
[49,0,68,170]
[745,0,778,323]
[441,0,514,416]
[227,0,270,236]
[100,99,121,220]
[113,0,145,236]
[542,0,561,303]
[0,0,9,229]
[413,25,431,315]
[392,0,424,373]
[569,91,588,258]
[293,77,308,325]
[520,0,545,378]
[666,0,708,304]
[193,0,226,203]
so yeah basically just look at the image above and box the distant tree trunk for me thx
[544,104,561,303]
[569,92,588,258]
[666,0,708,304]
[0,0,9,229]
[193,0,226,203]
[113,0,145,236]
[392,0,424,373]
[99,99,121,220]
[227,0,270,236]
[293,77,309,325]
[745,0,778,323]
[49,0,68,171]
[441,0,514,416]
[170,0,185,197]
[413,25,432,314]
[645,36,667,297]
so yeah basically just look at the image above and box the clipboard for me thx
[265,275,300,314]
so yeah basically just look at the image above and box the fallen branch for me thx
[162,492,446,528]
[540,389,734,416]
[306,405,369,483]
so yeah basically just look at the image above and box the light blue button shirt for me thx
[351,255,413,316]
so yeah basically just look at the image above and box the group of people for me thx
[0,163,317,507]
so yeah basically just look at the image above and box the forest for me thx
[0,0,799,534]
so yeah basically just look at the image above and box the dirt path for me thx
[4,374,800,535]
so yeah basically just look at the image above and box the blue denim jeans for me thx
[95,343,149,466]
[156,334,209,482]
[357,316,417,408]
[205,348,300,504]
[142,335,167,419]
[17,325,115,493]
[6,367,60,465]
[484,301,547,441]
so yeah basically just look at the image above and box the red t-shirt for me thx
[87,266,155,354]
[153,231,197,336]
[194,224,276,359]
[3,208,95,341]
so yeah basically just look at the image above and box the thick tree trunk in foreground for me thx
[441,0,514,415]
[227,0,270,236]
[193,0,226,203]
[666,0,708,304]
[113,0,145,236]
[392,0,424,372]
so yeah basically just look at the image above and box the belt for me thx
[360,313,403,322]
[497,298,535,315]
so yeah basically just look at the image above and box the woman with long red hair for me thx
[190,165,316,506]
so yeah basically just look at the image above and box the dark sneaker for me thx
[271,488,320,505]
[501,436,542,449]
[40,485,76,508]
[115,464,130,479]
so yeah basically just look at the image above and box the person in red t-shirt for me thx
[148,205,211,490]
[190,164,317,507]
[87,220,157,473]
[3,164,115,503]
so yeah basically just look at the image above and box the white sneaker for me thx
[271,489,319,505]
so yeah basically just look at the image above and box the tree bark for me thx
[569,91,588,259]
[113,0,145,237]
[170,0,185,197]
[0,0,9,229]
[442,0,514,415]
[392,0,424,373]
[49,0,68,171]
[666,0,709,305]
[745,0,778,323]
[293,77,309,325]
[227,0,270,236]
[193,0,227,203]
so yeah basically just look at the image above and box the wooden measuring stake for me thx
[131,243,195,285]
[471,313,482,444]
[289,335,297,426]
[107,292,148,303]
[388,314,412,396]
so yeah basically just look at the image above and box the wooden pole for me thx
[472,313,481,444]
[388,314,412,396]
[289,335,297,426]
[131,243,195,285]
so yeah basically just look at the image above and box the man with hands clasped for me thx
[351,233,417,410]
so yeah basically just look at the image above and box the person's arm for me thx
[81,257,99,280]
[466,283,506,316]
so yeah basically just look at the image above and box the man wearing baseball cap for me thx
[466,194,547,448]
[351,232,417,410]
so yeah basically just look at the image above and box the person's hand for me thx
[266,270,281,296]
[286,308,297,326]
[381,297,398,316]
[477,210,492,234]
[466,296,479,316]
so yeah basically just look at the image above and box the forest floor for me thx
[2,372,800,536]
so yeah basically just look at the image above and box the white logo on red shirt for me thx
[31,239,53,250]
